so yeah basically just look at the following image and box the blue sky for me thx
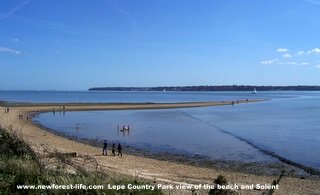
[1,0,320,90]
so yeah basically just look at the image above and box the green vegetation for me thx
[89,85,320,92]
[213,175,228,186]
[0,128,162,194]
[208,174,236,195]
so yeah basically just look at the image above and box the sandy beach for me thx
[0,101,319,195]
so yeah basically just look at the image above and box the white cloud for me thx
[0,1,29,21]
[297,50,305,55]
[278,61,309,66]
[261,59,279,64]
[282,53,292,58]
[262,47,320,68]
[277,48,289,53]
[0,46,21,54]
[10,15,81,35]
[300,62,310,66]
[307,48,320,54]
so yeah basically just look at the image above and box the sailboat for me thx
[252,88,257,94]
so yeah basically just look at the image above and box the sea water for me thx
[0,90,290,103]
[1,91,319,170]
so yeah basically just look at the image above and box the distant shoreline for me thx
[89,85,320,91]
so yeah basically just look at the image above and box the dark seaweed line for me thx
[181,111,320,176]
[218,128,320,176]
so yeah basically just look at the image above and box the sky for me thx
[1,0,320,90]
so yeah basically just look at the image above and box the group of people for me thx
[118,125,130,131]
[103,140,122,157]
[52,105,66,114]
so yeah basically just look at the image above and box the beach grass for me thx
[0,128,162,194]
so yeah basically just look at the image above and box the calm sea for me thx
[1,90,320,170]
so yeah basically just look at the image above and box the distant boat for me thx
[163,89,166,93]
[252,88,257,94]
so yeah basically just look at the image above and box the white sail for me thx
[252,88,257,94]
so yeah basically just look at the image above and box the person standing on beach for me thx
[112,143,116,156]
[102,140,108,156]
[117,143,122,157]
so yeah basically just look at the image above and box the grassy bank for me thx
[0,128,162,194]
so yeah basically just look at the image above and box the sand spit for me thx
[0,101,319,195]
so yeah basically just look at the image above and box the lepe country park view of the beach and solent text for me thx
[1,1,320,195]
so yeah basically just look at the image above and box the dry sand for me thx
[0,101,319,195]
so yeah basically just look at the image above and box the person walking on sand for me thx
[102,140,108,156]
[112,143,116,156]
[117,143,122,157]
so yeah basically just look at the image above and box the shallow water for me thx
[0,90,291,103]
[35,108,275,163]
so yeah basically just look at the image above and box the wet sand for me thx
[0,101,319,195]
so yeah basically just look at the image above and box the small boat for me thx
[252,88,257,94]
